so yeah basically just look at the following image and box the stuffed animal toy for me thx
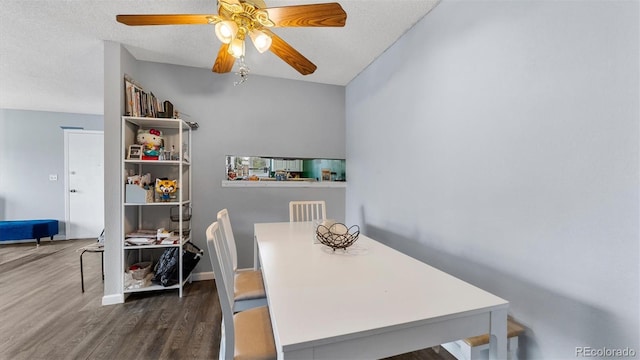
[155,179,177,202]
[136,128,163,159]
[126,173,151,187]
[140,173,151,187]
[127,175,141,185]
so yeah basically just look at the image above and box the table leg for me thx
[489,308,508,359]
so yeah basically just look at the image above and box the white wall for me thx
[346,1,638,358]
[0,109,102,232]
[102,41,139,303]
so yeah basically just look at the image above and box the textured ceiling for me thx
[0,0,439,114]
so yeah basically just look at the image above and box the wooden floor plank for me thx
[0,239,455,360]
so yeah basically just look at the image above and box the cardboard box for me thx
[125,184,154,203]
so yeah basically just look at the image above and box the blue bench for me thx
[0,220,59,246]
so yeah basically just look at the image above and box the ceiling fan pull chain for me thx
[234,56,250,86]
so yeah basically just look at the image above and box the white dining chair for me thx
[206,221,276,360]
[289,200,326,222]
[217,209,266,311]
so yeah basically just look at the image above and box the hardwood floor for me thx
[0,239,456,360]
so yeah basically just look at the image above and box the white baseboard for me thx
[100,272,212,306]
[0,236,66,245]
[102,293,124,306]
[190,271,214,281]
[0,239,35,245]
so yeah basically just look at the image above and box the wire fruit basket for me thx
[315,223,360,251]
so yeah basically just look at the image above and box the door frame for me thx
[64,129,104,239]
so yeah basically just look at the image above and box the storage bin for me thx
[125,184,154,203]
[129,261,152,280]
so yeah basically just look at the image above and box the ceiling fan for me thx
[116,0,347,76]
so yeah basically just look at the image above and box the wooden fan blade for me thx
[212,44,235,73]
[265,3,347,27]
[264,29,317,75]
[116,14,215,26]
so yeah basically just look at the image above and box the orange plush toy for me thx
[155,179,177,202]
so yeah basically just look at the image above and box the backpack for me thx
[152,247,179,286]
[152,242,203,287]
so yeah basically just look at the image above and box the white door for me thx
[65,130,104,239]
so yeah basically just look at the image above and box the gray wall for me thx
[102,48,346,302]
[346,1,638,359]
[0,109,103,232]
[135,62,346,270]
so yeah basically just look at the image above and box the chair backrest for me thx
[289,200,327,222]
[217,208,238,272]
[205,221,235,360]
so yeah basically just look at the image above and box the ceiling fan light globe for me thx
[215,21,238,44]
[249,29,272,53]
[228,37,245,58]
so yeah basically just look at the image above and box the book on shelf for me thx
[126,237,156,246]
[124,76,166,118]
[126,229,156,238]
[125,229,183,246]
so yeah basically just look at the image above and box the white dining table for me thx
[254,221,509,360]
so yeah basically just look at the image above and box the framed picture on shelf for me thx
[128,145,143,160]
[321,168,331,181]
